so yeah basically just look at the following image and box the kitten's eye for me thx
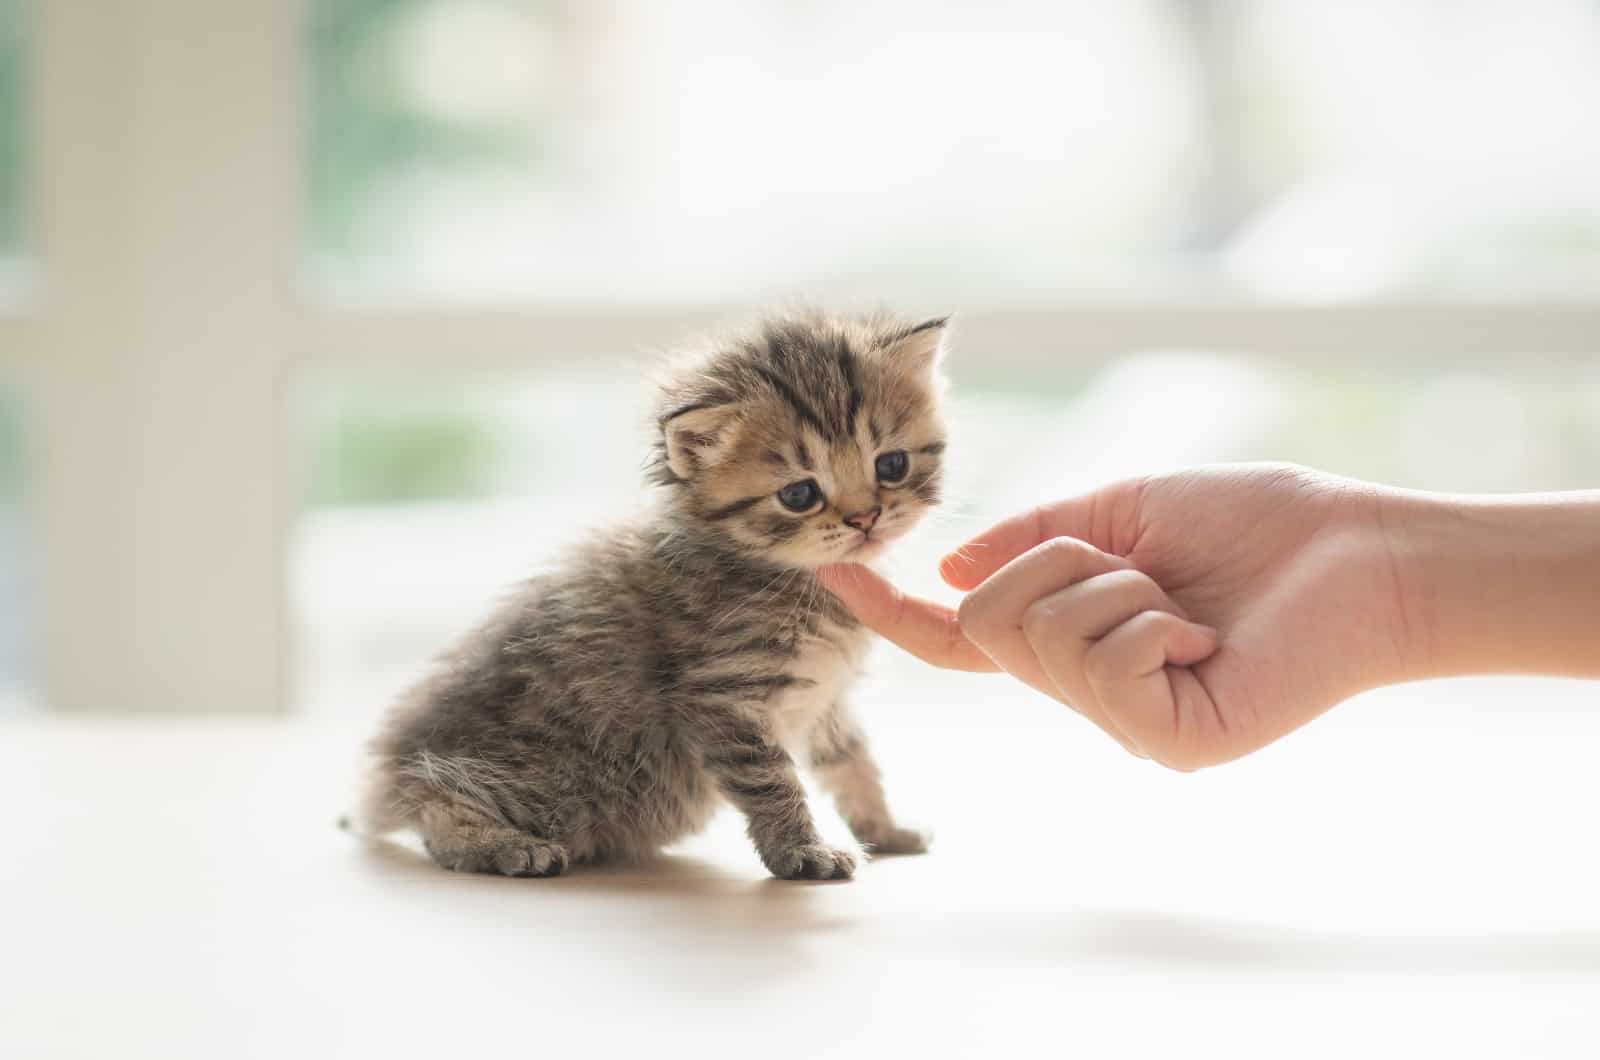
[776,479,822,512]
[874,450,910,484]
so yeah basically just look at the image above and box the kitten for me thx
[359,310,949,880]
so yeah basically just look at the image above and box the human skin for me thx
[819,464,1600,771]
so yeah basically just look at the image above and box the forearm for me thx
[1384,487,1600,680]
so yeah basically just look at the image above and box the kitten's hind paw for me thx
[763,842,858,881]
[430,836,570,878]
[859,825,932,856]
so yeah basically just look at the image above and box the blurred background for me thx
[1,0,1599,718]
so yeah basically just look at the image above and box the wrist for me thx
[1378,485,1600,681]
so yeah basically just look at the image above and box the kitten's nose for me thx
[843,505,882,534]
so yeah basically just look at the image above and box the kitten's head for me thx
[651,311,949,569]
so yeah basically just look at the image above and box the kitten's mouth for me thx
[841,537,886,561]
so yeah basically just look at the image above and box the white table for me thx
[4,674,1597,1059]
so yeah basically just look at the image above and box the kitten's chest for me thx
[767,623,870,749]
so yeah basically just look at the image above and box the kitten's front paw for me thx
[763,842,858,881]
[858,824,932,856]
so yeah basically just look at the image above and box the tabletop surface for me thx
[3,673,1598,1059]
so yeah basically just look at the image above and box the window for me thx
[9,2,1599,716]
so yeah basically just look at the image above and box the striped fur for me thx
[361,310,947,879]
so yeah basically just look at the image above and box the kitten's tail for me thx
[338,766,409,838]
[334,811,392,838]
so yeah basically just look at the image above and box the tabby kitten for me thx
[360,311,949,880]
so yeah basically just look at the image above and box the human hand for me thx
[821,464,1416,769]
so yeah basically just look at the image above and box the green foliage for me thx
[305,0,538,257]
[0,0,26,255]
[307,394,497,506]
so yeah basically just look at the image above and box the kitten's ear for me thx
[662,403,741,480]
[881,316,949,375]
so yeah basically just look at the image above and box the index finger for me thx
[939,485,1131,591]
[817,564,1000,673]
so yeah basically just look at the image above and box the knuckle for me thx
[955,589,990,638]
[1152,753,1201,774]
[1097,566,1146,589]
[1019,598,1058,641]
[957,594,1009,651]
[1129,608,1175,635]
[1137,734,1196,772]
[1143,735,1218,774]
[1098,568,1164,607]
[1081,639,1119,684]
[1037,535,1092,567]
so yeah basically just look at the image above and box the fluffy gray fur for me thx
[360,310,950,880]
